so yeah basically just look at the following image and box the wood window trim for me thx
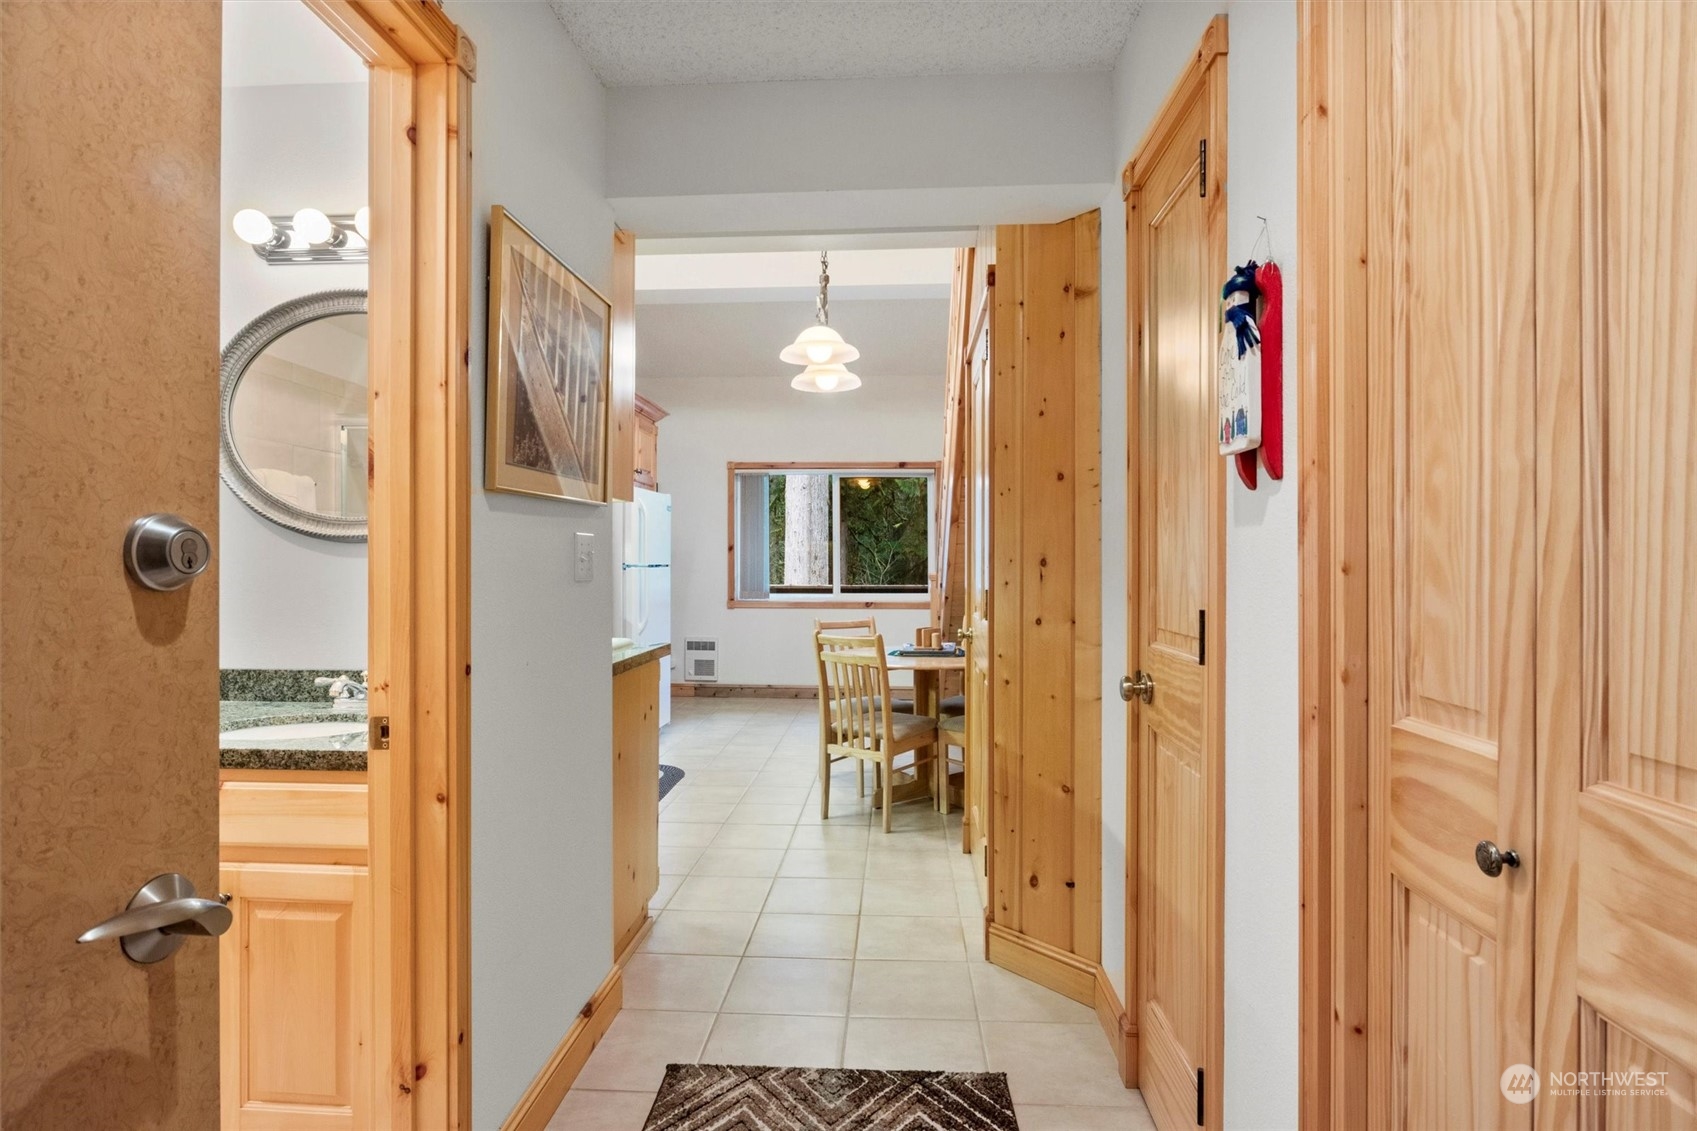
[1120,13,1228,1120]
[724,461,940,611]
[302,4,474,1128]
[1295,3,1371,1129]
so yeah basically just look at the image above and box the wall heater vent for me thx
[683,638,718,682]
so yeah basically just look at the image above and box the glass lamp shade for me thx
[780,324,860,366]
[791,363,861,394]
[232,209,276,245]
[292,208,334,245]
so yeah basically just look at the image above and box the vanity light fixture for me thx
[780,251,860,381]
[230,205,370,266]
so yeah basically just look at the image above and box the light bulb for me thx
[814,369,840,391]
[293,208,333,244]
[805,343,834,364]
[232,208,275,245]
[354,206,371,241]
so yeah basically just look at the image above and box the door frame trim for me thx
[302,4,475,1127]
[1295,3,1373,1128]
[1121,14,1228,1126]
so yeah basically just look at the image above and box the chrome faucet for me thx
[314,672,368,701]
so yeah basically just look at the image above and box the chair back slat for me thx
[815,617,877,634]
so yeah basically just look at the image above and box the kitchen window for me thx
[729,463,936,608]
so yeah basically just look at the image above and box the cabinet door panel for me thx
[221,863,371,1130]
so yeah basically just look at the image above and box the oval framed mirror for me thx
[220,290,369,541]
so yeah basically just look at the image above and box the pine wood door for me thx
[1536,3,1697,1126]
[1367,2,1539,1126]
[1127,67,1225,1131]
[988,211,1102,975]
[0,3,223,1124]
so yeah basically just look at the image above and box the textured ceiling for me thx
[637,298,949,382]
[550,1,1142,87]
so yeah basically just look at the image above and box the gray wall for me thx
[430,5,1302,1124]
[606,70,1114,235]
[448,3,617,1126]
[1098,4,1301,1127]
[219,81,368,669]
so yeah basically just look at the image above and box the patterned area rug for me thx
[659,764,685,801]
[643,1064,1019,1130]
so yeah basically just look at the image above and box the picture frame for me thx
[484,205,612,503]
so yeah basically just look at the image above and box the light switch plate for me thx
[573,531,594,583]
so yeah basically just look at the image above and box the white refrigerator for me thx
[612,487,672,726]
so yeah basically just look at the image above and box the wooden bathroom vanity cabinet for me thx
[611,644,667,960]
[218,768,372,1129]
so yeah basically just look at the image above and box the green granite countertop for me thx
[219,700,368,773]
[612,641,671,677]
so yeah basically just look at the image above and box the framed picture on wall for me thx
[484,205,611,503]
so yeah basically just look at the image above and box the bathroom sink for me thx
[220,721,366,745]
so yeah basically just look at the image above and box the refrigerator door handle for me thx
[635,503,649,635]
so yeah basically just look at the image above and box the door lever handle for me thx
[77,873,232,964]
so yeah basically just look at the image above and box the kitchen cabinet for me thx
[612,652,662,958]
[219,775,371,1129]
[633,394,667,491]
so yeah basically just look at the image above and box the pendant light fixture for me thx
[782,251,860,392]
[792,362,862,394]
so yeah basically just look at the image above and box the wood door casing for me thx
[1536,3,1697,1128]
[1367,2,1538,1127]
[1126,52,1226,1129]
[0,3,222,1124]
[609,229,638,503]
[965,289,993,896]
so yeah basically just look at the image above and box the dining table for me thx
[880,649,968,810]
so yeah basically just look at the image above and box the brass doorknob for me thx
[1121,671,1154,704]
[1474,840,1520,877]
[957,625,975,641]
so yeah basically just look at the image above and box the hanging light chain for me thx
[816,250,830,326]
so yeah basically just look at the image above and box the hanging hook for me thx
[1252,216,1274,264]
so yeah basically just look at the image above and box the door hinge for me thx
[370,715,391,750]
[1197,610,1206,665]
[1197,1067,1205,1125]
[1198,140,1207,198]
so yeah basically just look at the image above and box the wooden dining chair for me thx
[815,631,939,832]
[937,711,966,819]
[814,619,874,798]
[814,617,915,713]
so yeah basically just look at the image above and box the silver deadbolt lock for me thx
[124,514,211,591]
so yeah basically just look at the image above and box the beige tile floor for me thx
[550,698,1154,1131]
